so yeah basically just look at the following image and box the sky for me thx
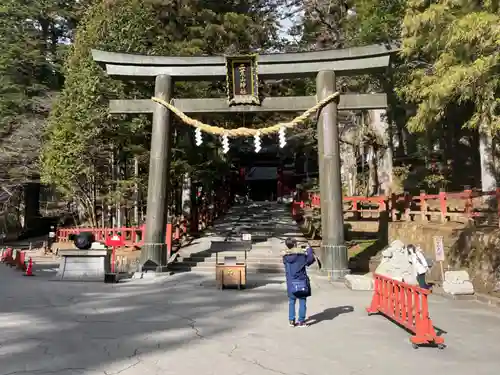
[278,3,302,41]
[279,17,296,40]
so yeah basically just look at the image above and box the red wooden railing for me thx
[57,225,146,245]
[56,189,231,252]
[292,187,500,225]
[367,273,445,348]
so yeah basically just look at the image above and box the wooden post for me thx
[141,74,173,271]
[419,190,428,222]
[390,193,397,221]
[439,188,447,223]
[464,185,473,219]
[316,70,349,280]
[404,192,411,221]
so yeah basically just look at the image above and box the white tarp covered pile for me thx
[374,240,418,285]
[345,240,415,291]
[345,240,474,295]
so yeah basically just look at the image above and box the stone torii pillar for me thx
[141,75,172,270]
[317,71,348,279]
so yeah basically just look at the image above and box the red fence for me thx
[293,187,500,225]
[56,191,231,252]
[367,273,445,349]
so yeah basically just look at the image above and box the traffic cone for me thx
[24,257,34,276]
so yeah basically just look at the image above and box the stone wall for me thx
[385,222,465,282]
[383,221,500,294]
[448,227,500,294]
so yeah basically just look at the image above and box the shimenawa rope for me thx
[151,91,340,138]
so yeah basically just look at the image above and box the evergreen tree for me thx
[345,0,405,45]
[0,0,90,182]
[41,0,282,225]
[400,0,500,191]
[400,0,500,132]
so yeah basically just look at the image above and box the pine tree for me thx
[401,0,500,132]
[41,0,282,225]
[400,0,500,190]
[0,0,90,182]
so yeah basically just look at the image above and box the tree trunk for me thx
[23,182,40,231]
[109,147,115,227]
[134,156,140,225]
[369,109,393,194]
[479,123,496,192]
[182,173,191,218]
[367,145,379,195]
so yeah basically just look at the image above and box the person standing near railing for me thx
[407,244,431,289]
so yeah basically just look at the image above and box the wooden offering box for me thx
[211,239,252,290]
[216,263,246,289]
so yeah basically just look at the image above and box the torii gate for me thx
[92,44,394,280]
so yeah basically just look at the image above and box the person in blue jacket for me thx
[283,237,316,327]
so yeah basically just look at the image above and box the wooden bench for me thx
[210,239,252,289]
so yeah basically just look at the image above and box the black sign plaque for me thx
[225,54,260,106]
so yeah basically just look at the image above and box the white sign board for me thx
[242,233,252,241]
[111,235,120,241]
[433,236,445,262]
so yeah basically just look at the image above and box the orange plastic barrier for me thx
[3,248,16,267]
[366,273,445,349]
[16,251,27,271]
[0,248,11,263]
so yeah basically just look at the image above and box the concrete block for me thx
[443,270,474,295]
[444,270,471,283]
[55,249,111,281]
[345,274,373,291]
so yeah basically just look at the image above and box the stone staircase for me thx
[169,201,307,275]
[169,241,286,274]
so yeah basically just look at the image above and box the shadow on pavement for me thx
[307,305,355,326]
[0,269,289,374]
[198,276,285,290]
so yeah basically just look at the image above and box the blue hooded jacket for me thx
[283,247,316,298]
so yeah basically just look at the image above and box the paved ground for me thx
[2,202,500,374]
[1,265,500,375]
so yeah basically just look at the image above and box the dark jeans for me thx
[288,296,307,322]
[417,273,430,289]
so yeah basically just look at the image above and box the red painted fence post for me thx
[403,192,411,221]
[439,188,447,223]
[464,185,473,219]
[419,190,428,222]
[390,193,397,221]
[166,219,172,259]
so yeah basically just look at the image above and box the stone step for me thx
[176,258,283,266]
[169,262,285,274]
[178,250,284,259]
[170,266,285,274]
[176,253,283,262]
[179,251,283,259]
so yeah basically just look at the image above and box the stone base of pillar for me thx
[320,244,350,281]
[326,268,351,281]
[140,243,166,271]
